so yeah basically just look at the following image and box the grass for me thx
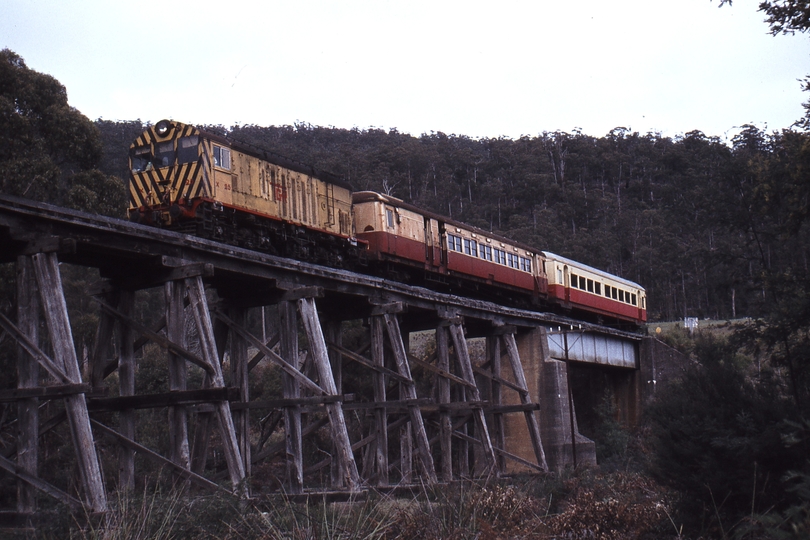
[24,469,682,539]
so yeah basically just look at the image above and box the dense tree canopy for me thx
[0,48,125,215]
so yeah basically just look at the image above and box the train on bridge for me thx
[127,120,646,325]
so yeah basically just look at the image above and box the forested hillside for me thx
[95,119,810,324]
[3,2,810,529]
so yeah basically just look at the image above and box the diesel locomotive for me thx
[128,119,354,265]
[127,120,646,325]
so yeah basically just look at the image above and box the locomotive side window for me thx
[155,141,175,167]
[213,145,231,169]
[386,208,395,228]
[557,268,563,284]
[131,146,151,172]
[178,136,199,164]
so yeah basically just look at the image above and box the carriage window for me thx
[521,257,531,272]
[494,249,506,265]
[213,145,231,169]
[480,245,493,261]
[131,146,151,172]
[178,136,199,164]
[631,293,637,306]
[571,273,578,287]
[447,234,462,252]
[155,141,175,167]
[595,283,601,295]
[619,290,625,303]
[612,287,618,300]
[463,238,478,257]
[579,276,587,290]
[587,279,594,293]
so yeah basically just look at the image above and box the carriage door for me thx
[438,222,448,270]
[563,265,571,302]
[424,217,439,268]
[385,205,397,255]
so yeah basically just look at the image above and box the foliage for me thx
[646,335,803,537]
[592,390,632,465]
[0,49,125,215]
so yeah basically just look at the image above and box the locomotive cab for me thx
[128,120,207,226]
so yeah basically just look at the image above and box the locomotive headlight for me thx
[155,119,171,137]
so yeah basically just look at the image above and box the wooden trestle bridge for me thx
[0,194,644,515]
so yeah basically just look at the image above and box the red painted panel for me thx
[547,284,566,301]
[568,288,644,322]
[358,230,425,264]
[447,252,535,291]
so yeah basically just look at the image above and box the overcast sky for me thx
[3,0,809,141]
